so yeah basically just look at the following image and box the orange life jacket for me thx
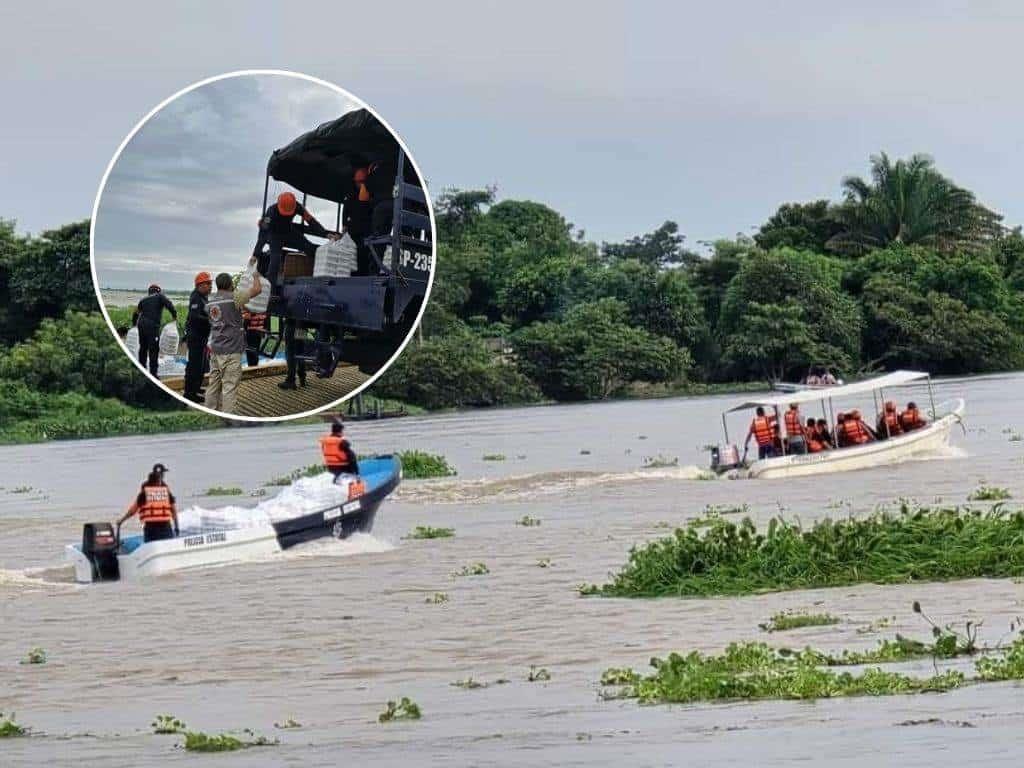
[900,408,924,431]
[882,411,902,436]
[138,484,173,524]
[784,409,804,438]
[841,418,870,445]
[320,435,353,468]
[751,416,774,447]
[806,434,825,452]
[243,311,268,331]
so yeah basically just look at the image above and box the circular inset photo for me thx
[91,70,435,420]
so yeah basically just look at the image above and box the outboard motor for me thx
[709,443,741,473]
[81,523,120,581]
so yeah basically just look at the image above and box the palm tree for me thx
[827,153,1002,256]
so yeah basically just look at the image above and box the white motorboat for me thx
[710,371,964,479]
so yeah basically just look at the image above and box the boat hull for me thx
[66,456,401,583]
[745,401,963,479]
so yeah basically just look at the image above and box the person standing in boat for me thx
[900,402,928,432]
[744,406,777,460]
[783,403,807,454]
[320,420,359,480]
[117,463,179,543]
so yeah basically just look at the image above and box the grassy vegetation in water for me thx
[527,666,552,682]
[482,453,506,461]
[404,525,455,540]
[183,731,278,752]
[425,592,449,604]
[21,647,46,664]
[516,515,541,527]
[378,697,421,723]
[452,562,490,577]
[397,450,457,479]
[968,485,1012,501]
[265,464,324,486]
[204,486,243,496]
[0,712,26,738]
[152,715,187,734]
[759,611,840,632]
[582,503,1024,598]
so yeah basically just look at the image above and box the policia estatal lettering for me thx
[117,463,179,543]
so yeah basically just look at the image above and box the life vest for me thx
[841,418,869,445]
[900,408,923,431]
[882,411,902,436]
[806,434,825,452]
[784,409,804,438]
[320,435,353,468]
[138,484,173,524]
[751,416,774,447]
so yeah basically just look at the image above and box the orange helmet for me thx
[353,167,368,183]
[277,191,297,216]
[194,271,212,286]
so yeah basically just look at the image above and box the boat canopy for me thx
[266,108,399,204]
[725,370,930,413]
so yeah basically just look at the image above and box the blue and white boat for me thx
[66,456,401,583]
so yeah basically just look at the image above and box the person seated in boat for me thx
[320,420,360,480]
[117,463,179,543]
[744,406,776,460]
[804,367,822,386]
[820,369,838,386]
[805,418,827,453]
[783,403,807,454]
[899,401,928,432]
[839,409,876,446]
[875,401,903,440]
[815,418,835,449]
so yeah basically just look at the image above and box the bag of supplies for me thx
[314,235,358,277]
[238,260,271,313]
[125,326,139,356]
[159,322,179,357]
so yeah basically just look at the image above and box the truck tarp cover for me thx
[266,108,397,204]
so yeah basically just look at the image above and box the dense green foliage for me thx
[583,503,1024,597]
[375,152,1024,408]
[396,450,457,479]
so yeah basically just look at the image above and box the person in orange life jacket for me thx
[900,402,928,432]
[744,406,777,460]
[320,421,359,480]
[805,418,826,453]
[117,463,179,543]
[876,401,903,440]
[253,191,339,288]
[783,403,807,454]
[840,409,876,446]
[815,418,835,449]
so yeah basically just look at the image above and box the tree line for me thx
[375,153,1024,408]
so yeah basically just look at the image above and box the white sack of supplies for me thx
[158,322,179,356]
[314,235,358,277]
[238,261,271,313]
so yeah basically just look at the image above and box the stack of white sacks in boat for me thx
[314,234,358,277]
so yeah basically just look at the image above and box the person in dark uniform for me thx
[117,463,179,543]
[342,164,378,276]
[319,421,359,480]
[183,272,212,403]
[278,317,307,390]
[132,285,177,377]
[253,191,339,288]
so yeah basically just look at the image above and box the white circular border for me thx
[90,69,437,423]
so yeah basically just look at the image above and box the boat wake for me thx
[394,465,716,505]
[281,532,394,560]
[0,564,77,590]
[178,473,353,533]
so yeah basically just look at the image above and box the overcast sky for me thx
[5,1,1024,286]
[92,75,358,288]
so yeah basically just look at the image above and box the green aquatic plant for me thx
[21,647,46,665]
[759,611,840,633]
[857,616,896,635]
[967,486,1012,501]
[452,562,489,577]
[10,486,33,494]
[599,642,965,704]
[182,730,277,752]
[274,718,301,729]
[976,633,1024,680]
[204,486,243,496]
[0,712,26,738]
[451,677,487,689]
[404,525,455,540]
[705,503,750,517]
[264,464,324,487]
[378,697,421,723]
[482,454,506,461]
[641,454,679,468]
[516,515,542,527]
[425,592,449,604]
[151,714,187,734]
[582,503,1024,598]
[536,558,553,568]
[396,451,457,479]
[527,666,551,682]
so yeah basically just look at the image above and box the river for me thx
[2,373,1023,767]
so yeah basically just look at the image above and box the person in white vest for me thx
[205,260,262,414]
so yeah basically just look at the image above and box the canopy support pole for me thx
[261,174,269,215]
[722,413,729,444]
[774,406,786,456]
[927,375,937,419]
[880,387,891,438]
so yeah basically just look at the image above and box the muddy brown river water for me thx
[2,374,1023,766]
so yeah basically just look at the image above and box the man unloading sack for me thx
[253,191,339,288]
[205,262,263,414]
[117,463,179,543]
[133,284,177,377]
[320,420,359,480]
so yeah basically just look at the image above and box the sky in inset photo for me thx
[93,73,359,290]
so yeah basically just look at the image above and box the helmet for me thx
[194,271,212,286]
[277,191,297,216]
